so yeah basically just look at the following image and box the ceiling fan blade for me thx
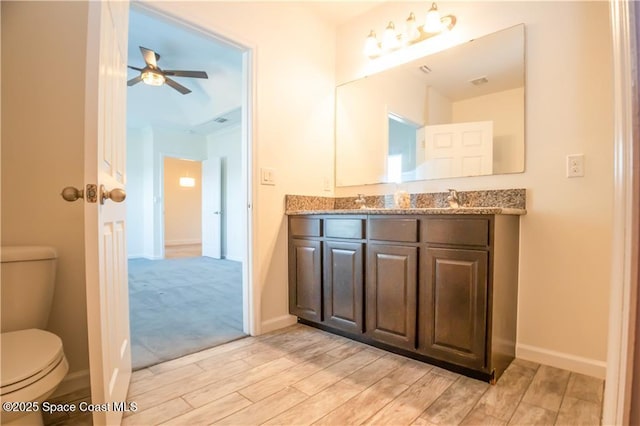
[128,65,144,72]
[163,70,209,79]
[139,46,158,68]
[165,77,192,95]
[127,76,143,86]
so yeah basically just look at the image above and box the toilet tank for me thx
[1,246,57,332]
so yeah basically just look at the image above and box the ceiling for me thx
[402,25,525,102]
[126,8,244,132]
[303,1,383,25]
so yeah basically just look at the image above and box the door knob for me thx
[61,184,98,203]
[100,185,126,204]
[61,186,84,202]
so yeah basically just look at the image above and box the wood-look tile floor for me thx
[123,324,604,426]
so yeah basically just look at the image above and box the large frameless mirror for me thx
[335,24,525,187]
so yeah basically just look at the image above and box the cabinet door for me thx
[289,238,322,322]
[420,247,488,369]
[323,241,364,333]
[366,243,418,350]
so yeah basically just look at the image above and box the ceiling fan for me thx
[127,46,208,95]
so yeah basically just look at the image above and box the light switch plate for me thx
[567,154,585,178]
[260,168,276,185]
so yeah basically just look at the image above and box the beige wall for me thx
[163,158,202,245]
[1,1,90,375]
[336,1,613,377]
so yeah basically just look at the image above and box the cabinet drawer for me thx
[290,217,321,237]
[424,218,489,247]
[325,218,365,239]
[369,218,419,243]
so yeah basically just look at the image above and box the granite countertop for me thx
[286,207,526,216]
[285,189,527,216]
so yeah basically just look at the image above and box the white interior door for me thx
[202,157,222,259]
[84,1,132,424]
[423,121,494,179]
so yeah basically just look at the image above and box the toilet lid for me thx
[1,329,64,389]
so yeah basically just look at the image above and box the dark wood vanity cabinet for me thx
[419,217,491,370]
[365,217,420,350]
[288,218,322,322]
[366,243,418,350]
[323,218,366,333]
[420,247,488,369]
[289,216,366,332]
[323,240,364,333]
[288,213,520,383]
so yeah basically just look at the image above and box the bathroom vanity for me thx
[287,199,524,383]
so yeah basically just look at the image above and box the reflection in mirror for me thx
[335,24,525,187]
[388,113,419,183]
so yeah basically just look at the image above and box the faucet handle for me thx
[446,189,460,208]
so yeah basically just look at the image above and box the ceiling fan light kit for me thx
[127,46,208,95]
[141,70,165,86]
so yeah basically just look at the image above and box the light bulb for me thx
[424,2,443,33]
[381,22,400,52]
[405,12,420,42]
[364,30,381,57]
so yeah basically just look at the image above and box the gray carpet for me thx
[128,256,246,370]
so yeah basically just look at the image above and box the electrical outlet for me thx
[323,177,332,192]
[566,154,585,178]
[260,168,276,185]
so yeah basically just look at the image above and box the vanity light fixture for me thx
[364,2,456,58]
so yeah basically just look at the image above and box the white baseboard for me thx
[128,254,162,260]
[516,343,607,379]
[260,314,297,334]
[52,369,90,398]
[165,239,201,246]
[223,255,243,262]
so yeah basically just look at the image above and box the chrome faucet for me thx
[355,193,367,209]
[447,189,460,209]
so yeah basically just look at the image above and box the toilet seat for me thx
[1,329,65,395]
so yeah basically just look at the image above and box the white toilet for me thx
[1,246,69,426]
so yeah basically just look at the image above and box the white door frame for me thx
[603,0,639,424]
[132,3,257,336]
